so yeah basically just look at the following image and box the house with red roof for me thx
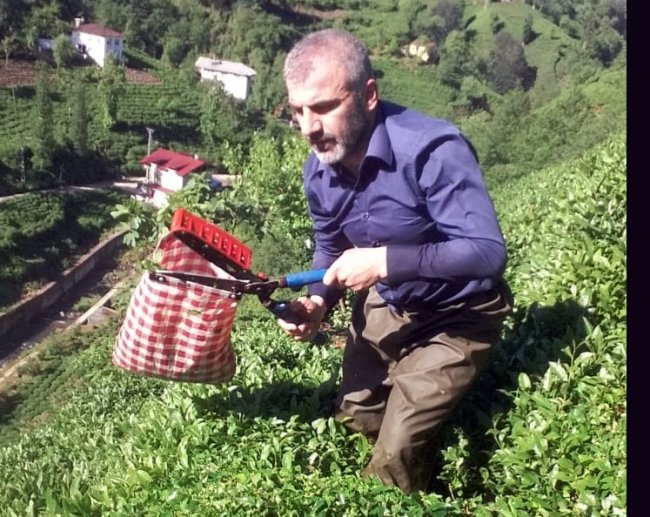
[139,148,212,207]
[70,17,123,67]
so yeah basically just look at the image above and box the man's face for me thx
[287,63,374,167]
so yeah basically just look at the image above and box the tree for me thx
[402,0,427,35]
[482,90,531,170]
[70,80,89,152]
[490,13,505,34]
[1,35,17,68]
[52,34,74,72]
[606,0,626,38]
[221,4,289,65]
[429,0,464,41]
[487,31,535,94]
[522,13,535,45]
[162,36,186,67]
[0,0,28,53]
[22,25,40,53]
[98,57,126,130]
[25,2,70,41]
[199,84,258,153]
[583,25,624,67]
[438,30,476,90]
[578,4,625,66]
[32,72,55,170]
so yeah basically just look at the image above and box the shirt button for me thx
[363,212,369,220]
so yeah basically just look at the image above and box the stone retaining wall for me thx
[0,231,126,338]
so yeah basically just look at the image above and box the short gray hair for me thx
[283,29,374,93]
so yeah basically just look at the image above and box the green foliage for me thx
[98,57,127,131]
[162,36,186,68]
[32,72,55,170]
[69,79,89,152]
[371,57,456,119]
[476,132,627,516]
[487,30,534,94]
[0,189,127,308]
[438,30,478,90]
[522,13,535,45]
[0,131,626,516]
[230,133,312,239]
[112,131,312,275]
[0,0,626,196]
[110,197,161,249]
[464,2,585,107]
[52,33,74,72]
[466,66,626,186]
[490,13,505,35]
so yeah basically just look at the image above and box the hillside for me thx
[0,2,628,513]
[0,0,626,194]
[0,131,626,515]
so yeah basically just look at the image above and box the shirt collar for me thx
[364,102,394,168]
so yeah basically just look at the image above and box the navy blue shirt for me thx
[305,101,507,310]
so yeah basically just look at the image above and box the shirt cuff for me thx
[308,283,345,311]
[386,245,420,284]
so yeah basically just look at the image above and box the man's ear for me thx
[365,78,379,110]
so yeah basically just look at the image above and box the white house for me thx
[194,57,256,101]
[402,39,438,64]
[70,18,123,68]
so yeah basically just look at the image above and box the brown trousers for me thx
[335,281,514,493]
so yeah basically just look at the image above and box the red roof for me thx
[140,148,207,177]
[74,23,123,38]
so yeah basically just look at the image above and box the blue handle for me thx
[284,269,327,289]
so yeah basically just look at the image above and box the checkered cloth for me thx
[113,232,239,384]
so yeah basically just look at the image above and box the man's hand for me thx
[324,247,387,291]
[277,295,327,341]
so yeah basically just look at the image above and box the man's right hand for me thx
[277,295,327,341]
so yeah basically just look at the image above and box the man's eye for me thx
[313,101,338,114]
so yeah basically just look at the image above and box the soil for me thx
[0,58,161,88]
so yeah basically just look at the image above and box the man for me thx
[278,28,514,493]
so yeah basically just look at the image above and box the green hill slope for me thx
[465,2,585,107]
[0,132,626,515]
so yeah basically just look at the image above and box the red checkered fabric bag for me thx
[113,232,239,384]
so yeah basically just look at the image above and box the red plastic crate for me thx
[170,208,253,274]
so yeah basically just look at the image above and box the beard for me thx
[312,96,370,166]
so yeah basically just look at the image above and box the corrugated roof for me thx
[195,56,256,77]
[74,23,123,38]
[140,148,207,177]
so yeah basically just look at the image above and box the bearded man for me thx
[278,28,514,494]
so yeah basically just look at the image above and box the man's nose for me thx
[300,109,322,136]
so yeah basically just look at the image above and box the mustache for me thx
[308,133,335,145]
